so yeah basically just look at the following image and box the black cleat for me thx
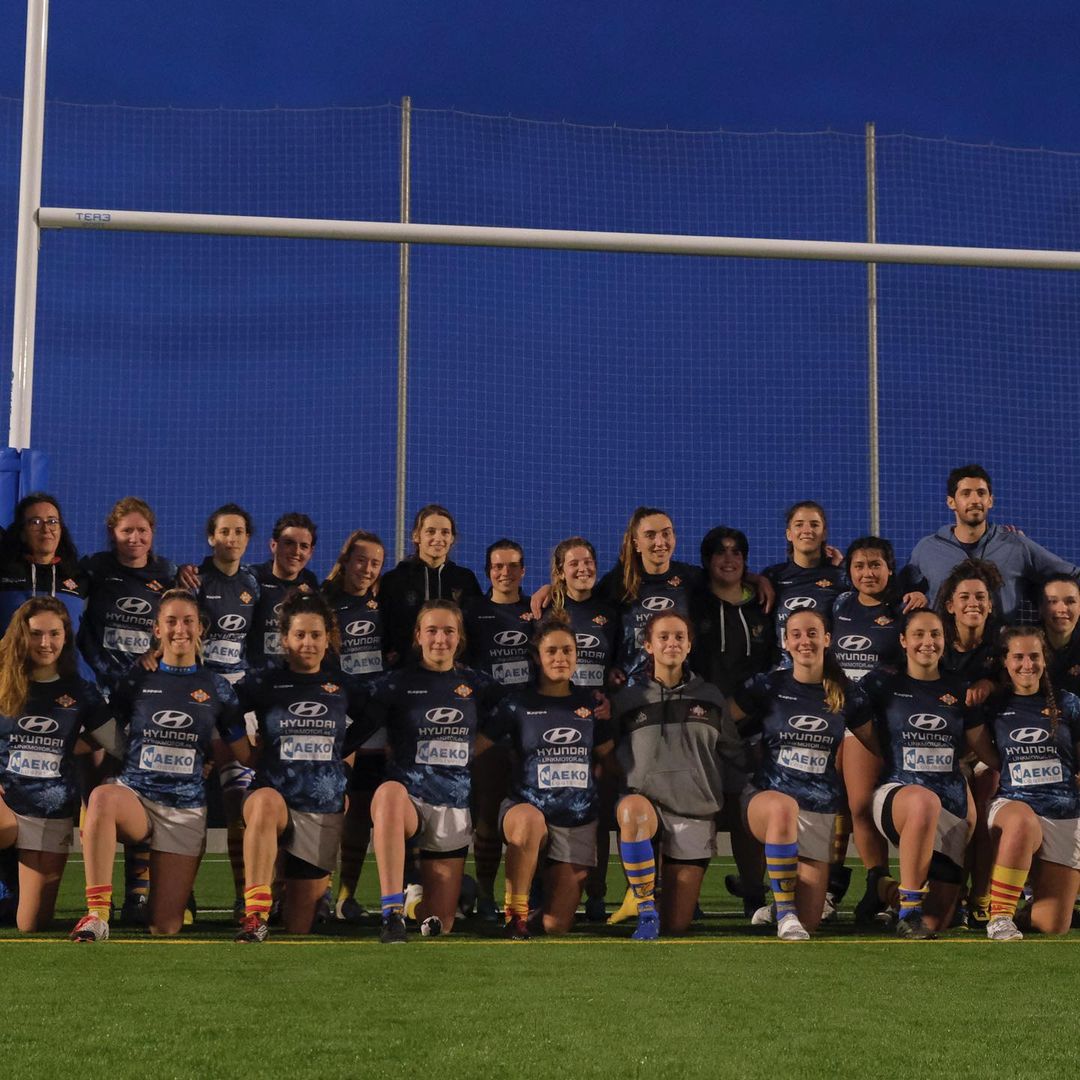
[380,912,407,944]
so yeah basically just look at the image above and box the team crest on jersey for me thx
[592,615,608,626]
[452,589,463,602]
[56,694,76,709]
[875,615,893,626]
[321,682,340,695]
[751,625,764,639]
[667,576,682,587]
[239,590,253,605]
[190,689,210,703]
[939,693,958,706]
[519,612,534,622]
[146,580,164,593]
[367,600,378,610]
[1042,707,1057,718]
[454,684,473,698]
[574,706,592,719]
[816,579,833,589]
[62,578,79,592]
[688,704,708,718]
[298,583,312,594]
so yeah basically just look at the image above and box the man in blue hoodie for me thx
[908,464,1079,622]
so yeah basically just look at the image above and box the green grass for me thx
[3,858,1079,1078]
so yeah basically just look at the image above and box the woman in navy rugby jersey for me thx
[322,529,387,923]
[730,608,876,941]
[0,598,101,930]
[70,590,239,941]
[982,627,1080,941]
[548,537,620,920]
[232,590,368,942]
[483,617,613,938]
[861,609,996,938]
[934,558,1003,926]
[365,600,505,943]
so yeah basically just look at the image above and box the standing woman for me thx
[982,627,1080,940]
[379,505,482,668]
[322,529,387,921]
[364,600,505,942]
[484,617,613,937]
[0,598,102,930]
[548,536,620,919]
[70,589,239,941]
[729,609,876,940]
[77,496,178,923]
[196,504,260,920]
[232,590,368,942]
[861,609,995,937]
[0,493,88,642]
[1040,574,1080,696]
[611,612,740,940]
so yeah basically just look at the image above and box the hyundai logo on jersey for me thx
[576,633,600,649]
[494,630,528,646]
[17,716,59,734]
[425,707,464,725]
[641,596,674,612]
[784,596,815,610]
[788,715,828,732]
[346,620,376,637]
[116,597,152,615]
[909,714,947,731]
[542,727,583,745]
[1009,727,1050,744]
[217,614,248,631]
[288,701,329,718]
[152,710,194,729]
[837,635,872,651]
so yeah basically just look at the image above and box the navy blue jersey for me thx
[985,690,1080,820]
[560,595,619,688]
[237,667,369,814]
[598,561,701,675]
[484,686,612,827]
[110,665,239,809]
[1047,633,1080,697]
[363,664,506,808]
[78,552,178,693]
[464,594,535,686]
[0,676,103,818]
[940,638,999,683]
[325,587,384,680]
[735,669,870,814]
[861,667,977,818]
[829,592,902,681]
[762,560,846,662]
[246,560,320,669]
[197,558,260,678]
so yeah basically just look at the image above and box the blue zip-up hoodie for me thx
[908,523,1078,621]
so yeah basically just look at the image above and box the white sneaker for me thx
[821,894,838,923]
[750,902,776,926]
[777,913,810,941]
[986,915,1023,942]
[403,882,423,921]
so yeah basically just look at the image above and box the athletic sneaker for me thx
[335,897,368,923]
[776,913,810,941]
[505,915,530,940]
[631,909,660,941]
[583,895,607,922]
[70,914,110,943]
[380,912,407,944]
[750,902,776,926]
[966,903,990,930]
[119,894,149,926]
[420,915,443,937]
[820,894,839,923]
[986,915,1023,942]
[895,912,936,940]
[403,882,424,921]
[234,914,269,943]
[457,874,478,919]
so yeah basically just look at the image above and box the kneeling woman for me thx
[0,599,102,930]
[365,600,505,942]
[70,590,239,941]
[730,609,875,940]
[861,609,995,938]
[611,612,740,940]
[482,618,613,938]
[233,590,368,942]
[982,627,1080,941]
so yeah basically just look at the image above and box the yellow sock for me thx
[989,865,1028,919]
[243,884,272,920]
[86,884,112,921]
[503,890,529,920]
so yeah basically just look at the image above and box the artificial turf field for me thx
[3,855,1079,1079]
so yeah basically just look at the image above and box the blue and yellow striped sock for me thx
[765,842,799,920]
[898,885,927,921]
[619,838,656,913]
[380,892,405,920]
